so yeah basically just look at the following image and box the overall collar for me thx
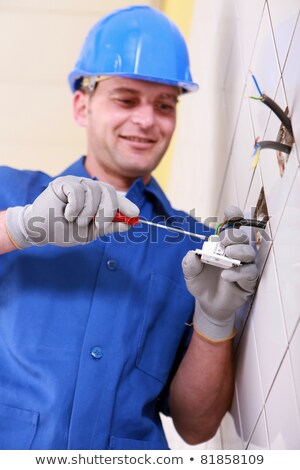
[55,156,174,218]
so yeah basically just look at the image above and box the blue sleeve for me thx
[0,166,50,209]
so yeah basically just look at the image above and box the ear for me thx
[73,90,89,127]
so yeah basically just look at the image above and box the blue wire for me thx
[251,73,263,96]
[252,143,261,157]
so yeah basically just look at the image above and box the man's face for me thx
[74,77,179,186]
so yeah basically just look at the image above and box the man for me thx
[0,6,257,449]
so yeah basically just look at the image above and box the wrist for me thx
[193,300,236,342]
[6,206,32,250]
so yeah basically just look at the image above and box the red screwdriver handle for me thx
[113,210,140,226]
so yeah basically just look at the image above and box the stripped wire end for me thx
[252,147,261,168]
[215,221,228,235]
[251,137,261,168]
[250,70,263,97]
[249,95,262,101]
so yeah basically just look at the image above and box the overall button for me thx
[90,346,103,360]
[106,259,118,271]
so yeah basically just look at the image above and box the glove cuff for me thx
[6,206,32,249]
[193,301,236,342]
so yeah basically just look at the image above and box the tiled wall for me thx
[166,0,300,449]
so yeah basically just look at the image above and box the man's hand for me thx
[182,206,258,341]
[5,176,139,249]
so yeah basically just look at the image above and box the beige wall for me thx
[0,0,160,175]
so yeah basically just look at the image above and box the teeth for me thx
[125,136,153,143]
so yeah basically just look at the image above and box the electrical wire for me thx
[261,95,293,137]
[249,94,293,137]
[229,217,269,229]
[215,217,269,235]
[249,73,293,137]
[256,140,292,154]
[250,72,263,96]
[251,138,292,168]
[215,222,228,235]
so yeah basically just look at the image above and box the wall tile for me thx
[283,13,300,156]
[258,80,288,184]
[223,33,246,147]
[251,248,288,399]
[215,159,239,219]
[254,223,273,277]
[230,97,256,209]
[243,167,272,277]
[289,320,300,417]
[256,79,299,239]
[263,146,299,239]
[161,415,222,450]
[247,410,269,450]
[168,0,236,219]
[235,0,266,76]
[220,396,244,449]
[243,159,263,214]
[160,415,191,450]
[265,351,300,449]
[248,7,281,136]
[216,0,240,88]
[267,0,300,71]
[273,168,300,340]
[173,0,300,451]
[235,317,264,445]
[200,429,223,450]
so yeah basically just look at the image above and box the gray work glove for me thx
[182,206,258,341]
[5,175,139,249]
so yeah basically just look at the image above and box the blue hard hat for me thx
[68,5,198,93]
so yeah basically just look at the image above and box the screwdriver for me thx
[113,210,269,239]
[113,210,208,240]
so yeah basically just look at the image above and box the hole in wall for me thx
[276,106,294,177]
[253,187,269,249]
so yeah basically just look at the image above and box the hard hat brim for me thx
[68,71,199,94]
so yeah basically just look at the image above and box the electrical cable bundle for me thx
[215,217,269,235]
[249,73,294,168]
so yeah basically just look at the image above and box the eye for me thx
[156,102,176,114]
[115,98,136,108]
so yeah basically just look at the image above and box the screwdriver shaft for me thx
[139,219,208,241]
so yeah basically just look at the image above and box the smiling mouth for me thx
[120,136,156,144]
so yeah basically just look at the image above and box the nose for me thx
[131,104,155,129]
